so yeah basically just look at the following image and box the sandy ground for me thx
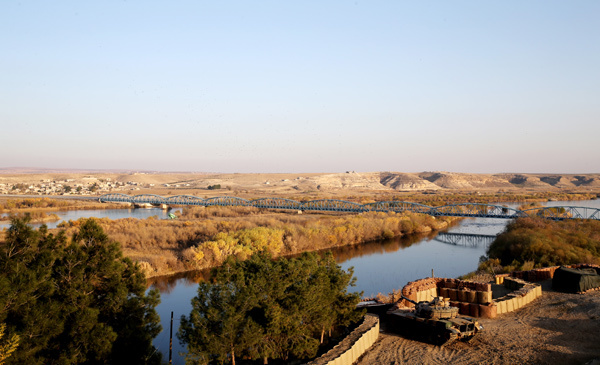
[356,284,600,365]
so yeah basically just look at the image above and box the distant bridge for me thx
[98,194,600,220]
[434,233,497,247]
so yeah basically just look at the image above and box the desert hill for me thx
[1,170,600,197]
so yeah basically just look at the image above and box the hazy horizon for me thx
[2,1,599,173]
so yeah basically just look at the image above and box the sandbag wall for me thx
[437,278,495,318]
[494,277,542,315]
[305,314,379,365]
[495,267,559,284]
[400,278,495,318]
[495,264,600,284]
[400,277,442,306]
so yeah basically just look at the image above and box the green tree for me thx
[179,251,362,364]
[0,217,162,365]
[0,323,19,364]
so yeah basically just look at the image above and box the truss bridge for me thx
[98,194,600,220]
[434,233,497,247]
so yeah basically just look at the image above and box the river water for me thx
[0,207,182,230]
[3,199,599,363]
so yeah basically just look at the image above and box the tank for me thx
[386,295,483,345]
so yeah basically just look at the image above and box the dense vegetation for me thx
[0,218,162,364]
[319,192,596,206]
[0,198,123,214]
[0,211,60,223]
[178,252,363,365]
[54,208,454,276]
[478,217,600,273]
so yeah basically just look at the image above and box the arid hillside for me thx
[1,170,599,198]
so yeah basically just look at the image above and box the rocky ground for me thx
[356,282,600,365]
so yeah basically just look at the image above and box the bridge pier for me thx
[133,203,153,209]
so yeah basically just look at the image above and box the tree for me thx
[0,323,19,365]
[0,217,162,365]
[179,251,363,364]
[179,281,261,365]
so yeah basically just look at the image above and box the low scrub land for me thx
[54,206,456,277]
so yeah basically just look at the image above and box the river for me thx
[0,207,182,230]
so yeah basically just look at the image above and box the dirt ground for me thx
[356,284,600,365]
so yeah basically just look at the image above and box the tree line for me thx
[0,217,162,364]
[178,252,363,365]
[1,217,364,365]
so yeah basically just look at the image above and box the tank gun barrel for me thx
[400,294,418,305]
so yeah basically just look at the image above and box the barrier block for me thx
[469,303,480,317]
[479,304,497,319]
[466,290,477,303]
[448,289,458,301]
[477,291,492,304]
[459,302,470,315]
[497,300,507,314]
[506,298,514,312]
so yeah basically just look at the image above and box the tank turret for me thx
[404,296,459,320]
[388,295,483,345]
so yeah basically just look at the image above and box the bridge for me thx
[434,233,497,247]
[98,193,600,220]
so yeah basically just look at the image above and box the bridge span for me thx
[434,233,497,247]
[98,194,600,220]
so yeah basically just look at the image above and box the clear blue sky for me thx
[2,1,599,173]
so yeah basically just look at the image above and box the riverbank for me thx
[0,196,130,214]
[51,208,459,278]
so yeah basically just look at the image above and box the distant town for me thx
[0,177,150,196]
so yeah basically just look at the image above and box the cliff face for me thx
[297,171,600,192]
[379,172,600,192]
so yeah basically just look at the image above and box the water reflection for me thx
[147,269,210,294]
[329,231,437,264]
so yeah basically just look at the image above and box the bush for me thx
[486,217,600,269]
